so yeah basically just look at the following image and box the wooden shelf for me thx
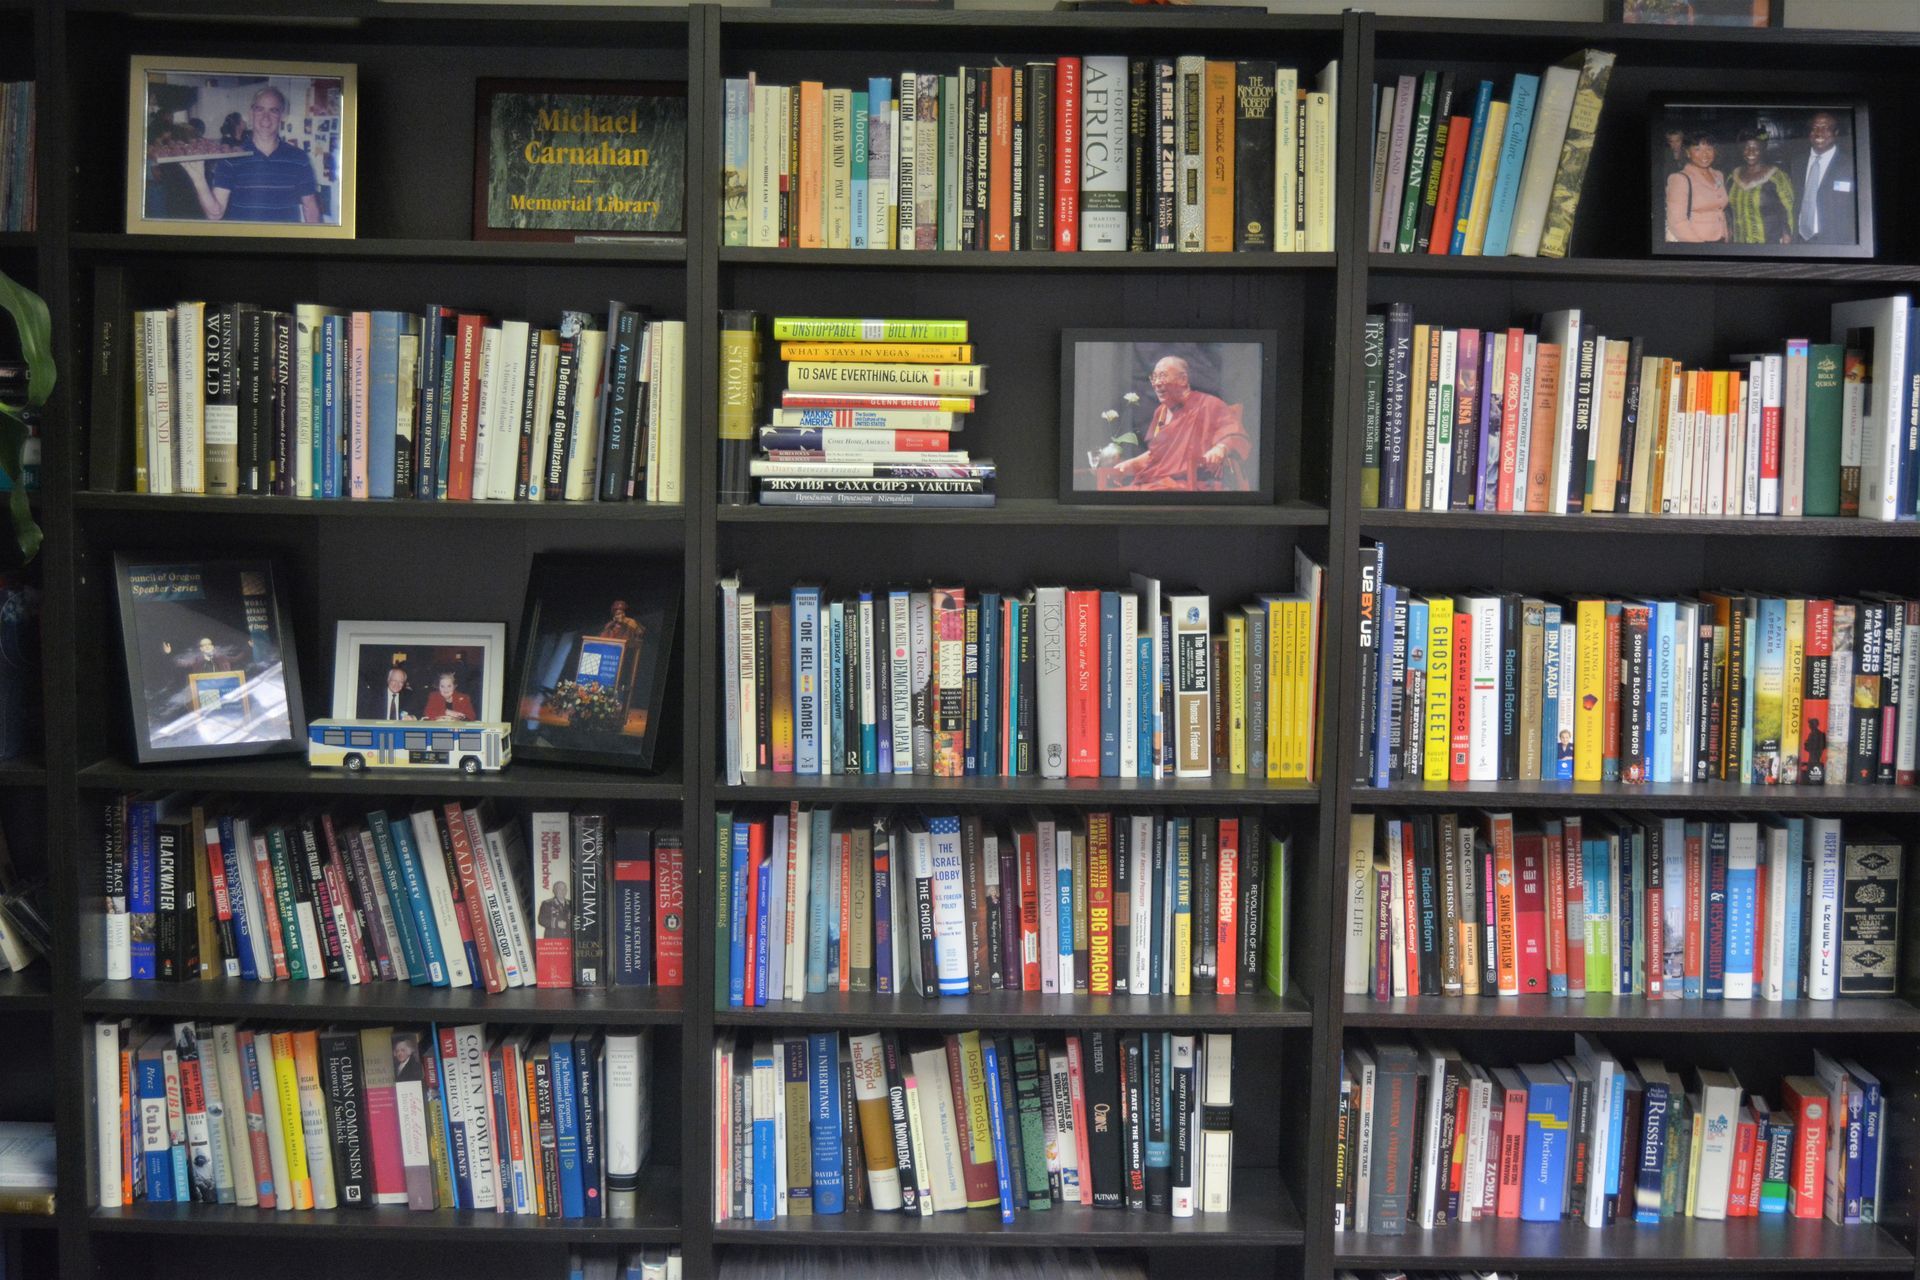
[1341,993,1920,1034]
[1334,1215,1915,1272]
[1357,509,1920,537]
[714,987,1310,1030]
[82,978,685,1027]
[722,247,1336,272]
[1353,779,1920,813]
[721,773,1322,806]
[714,1168,1300,1248]
[75,491,688,523]
[77,755,684,802]
[69,232,687,265]
[1367,251,1920,286]
[719,499,1329,527]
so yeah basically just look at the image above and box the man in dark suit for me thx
[1793,111,1857,246]
[360,665,417,721]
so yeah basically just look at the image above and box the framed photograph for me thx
[127,54,356,238]
[1059,330,1276,504]
[112,555,305,763]
[1607,0,1779,25]
[511,555,680,771]
[474,79,687,243]
[1652,97,1873,259]
[331,621,506,725]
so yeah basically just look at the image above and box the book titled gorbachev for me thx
[478,81,686,239]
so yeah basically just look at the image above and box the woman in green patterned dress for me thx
[1729,129,1796,246]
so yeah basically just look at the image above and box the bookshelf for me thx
[9,3,1919,1279]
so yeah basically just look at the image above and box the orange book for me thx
[1204,60,1235,252]
[522,1053,546,1216]
[1492,816,1519,994]
[798,81,825,249]
[1427,117,1470,255]
[1525,342,1562,513]
[989,66,1013,251]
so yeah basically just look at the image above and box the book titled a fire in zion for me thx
[475,80,686,242]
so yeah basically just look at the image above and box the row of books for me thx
[714,1029,1234,1223]
[101,795,686,993]
[566,1250,680,1280]
[717,807,1288,1006]
[1361,298,1914,520]
[726,1250,1140,1280]
[720,558,1326,786]
[1339,1037,1886,1234]
[0,82,31,233]
[119,299,685,503]
[1353,543,1920,788]
[1368,51,1614,260]
[1342,811,1902,1003]
[721,59,1337,253]
[93,1020,655,1218]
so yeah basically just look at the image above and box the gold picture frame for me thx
[126,54,358,239]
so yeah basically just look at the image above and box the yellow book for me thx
[1303,88,1335,252]
[1294,597,1317,782]
[1266,597,1287,778]
[1684,1112,1705,1218]
[1711,369,1732,514]
[1406,325,1430,510]
[1782,598,1806,783]
[1461,100,1508,255]
[1574,598,1607,782]
[1173,820,1193,996]
[955,1032,997,1205]
[798,81,825,249]
[1227,611,1247,775]
[826,87,853,249]
[777,342,974,364]
[270,1031,313,1211]
[1282,599,1311,782]
[1423,599,1454,782]
[1204,60,1235,253]
[291,1029,337,1209]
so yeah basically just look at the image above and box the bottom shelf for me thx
[1334,1214,1916,1272]
[714,1167,1300,1248]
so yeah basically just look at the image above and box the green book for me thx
[264,825,307,982]
[1803,342,1845,516]
[1361,313,1386,508]
[1395,71,1438,254]
[1010,1034,1053,1209]
[1263,831,1288,998]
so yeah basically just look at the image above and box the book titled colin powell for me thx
[476,80,687,241]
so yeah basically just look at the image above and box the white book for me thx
[137,309,176,495]
[1706,378,1727,515]
[563,327,607,501]
[821,600,838,778]
[848,1033,903,1209]
[925,818,967,996]
[1129,573,1165,776]
[1129,813,1155,994]
[479,817,537,988]
[1573,1033,1617,1226]
[229,817,271,983]
[1512,334,1538,511]
[1468,594,1499,780]
[858,595,877,772]
[490,319,531,501]
[1415,1041,1453,1228]
[209,1022,254,1206]
[1118,592,1138,779]
[1168,592,1212,777]
[447,1024,497,1210]
[1056,826,1076,994]
[524,330,559,501]
[471,326,499,507]
[1305,62,1337,253]
[767,812,788,1003]
[1048,1045,1079,1206]
[749,84,778,248]
[1037,815,1059,994]
[1808,816,1843,998]
[407,812,474,989]
[1692,1066,1744,1219]
[1432,327,1457,510]
[653,320,686,504]
[888,591,914,773]
[908,1046,968,1211]
[1539,309,1582,515]
[1460,1064,1493,1223]
[1199,1032,1233,1213]
[1783,341,1810,516]
[1276,67,1303,252]
[1034,586,1069,778]
[1343,813,1375,996]
[787,809,810,1002]
[255,1032,293,1211]
[770,1037,788,1215]
[735,588,758,777]
[1831,296,1909,520]
[1386,820,1408,998]
[94,1022,123,1207]
[1505,60,1581,258]
[1759,353,1784,514]
[173,301,207,494]
[1763,821,1793,1000]
[749,1039,777,1220]
[1170,1035,1197,1216]
[1739,359,1761,515]
[1350,1048,1378,1230]
[1079,55,1129,251]
[1724,822,1759,999]
[1174,56,1206,252]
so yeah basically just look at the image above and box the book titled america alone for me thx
[476,80,687,241]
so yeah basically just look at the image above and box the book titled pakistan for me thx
[476,80,687,241]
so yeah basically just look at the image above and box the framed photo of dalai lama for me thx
[1060,330,1276,505]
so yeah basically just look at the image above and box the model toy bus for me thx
[307,718,511,773]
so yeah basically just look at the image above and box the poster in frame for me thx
[330,620,507,725]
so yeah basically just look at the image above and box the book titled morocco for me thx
[756,476,996,508]
[788,363,988,396]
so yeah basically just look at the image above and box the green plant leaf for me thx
[0,270,53,409]
[0,411,36,561]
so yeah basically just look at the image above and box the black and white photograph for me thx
[1653,97,1873,259]
[126,55,356,238]
[1060,330,1276,505]
[331,621,506,724]
[113,555,304,763]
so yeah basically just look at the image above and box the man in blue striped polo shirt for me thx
[183,85,321,224]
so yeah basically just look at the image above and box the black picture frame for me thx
[1650,95,1874,260]
[1058,328,1278,506]
[509,554,680,771]
[112,554,306,764]
[1605,0,1780,25]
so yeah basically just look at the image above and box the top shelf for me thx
[722,248,1335,273]
[1368,253,1920,286]
[68,233,687,266]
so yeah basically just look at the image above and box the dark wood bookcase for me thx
[3,2,1918,1276]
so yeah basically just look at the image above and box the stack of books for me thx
[1354,540,1919,788]
[0,82,31,233]
[1362,296,1920,519]
[717,806,1287,1005]
[1340,1037,1887,1234]
[93,1021,654,1218]
[731,314,993,509]
[101,795,685,993]
[1343,811,1903,1003]
[1369,50,1614,259]
[714,1029,1234,1222]
[114,299,684,502]
[720,559,1326,785]
[566,1249,680,1280]
[722,58,1338,253]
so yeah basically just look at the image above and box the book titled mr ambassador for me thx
[475,80,687,241]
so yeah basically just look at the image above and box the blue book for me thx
[1480,72,1540,257]
[752,1040,778,1220]
[1545,603,1570,779]
[216,813,257,982]
[128,798,158,980]
[1136,635,1154,778]
[367,311,404,499]
[1844,1059,1882,1222]
[136,1042,175,1203]
[851,91,870,250]
[310,332,326,499]
[978,592,1000,776]
[807,809,831,993]
[1407,598,1430,776]
[860,591,881,773]
[1373,583,1397,788]
[1633,1065,1670,1223]
[552,1034,585,1218]
[753,842,772,1006]
[320,313,342,499]
[1056,826,1075,980]
[1099,591,1121,778]
[981,1036,1018,1223]
[1604,1061,1627,1198]
[386,815,449,986]
[1778,817,1805,1000]
[728,822,750,1006]
[1652,601,1676,782]
[1519,1061,1572,1221]
[434,332,455,499]
[1841,1069,1865,1222]
[1724,825,1757,998]
[366,812,428,986]
[808,1033,845,1213]
[1704,824,1729,1000]
[722,80,751,246]
[1445,80,1496,253]
[828,600,845,776]
[430,1024,465,1209]
[792,586,823,774]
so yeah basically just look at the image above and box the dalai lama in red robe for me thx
[1104,355,1253,491]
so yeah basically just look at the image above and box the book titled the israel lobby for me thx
[474,80,687,243]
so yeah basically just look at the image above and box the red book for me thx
[1802,599,1834,782]
[1602,604,1622,779]
[1065,588,1101,777]
[448,312,487,500]
[234,1030,276,1208]
[1543,819,1568,993]
[1513,829,1548,995]
[989,66,1013,251]
[1054,57,1081,251]
[1497,329,1526,511]
[437,805,503,994]
[1781,1077,1829,1218]
[1752,860,1767,991]
[250,834,290,980]
[654,832,685,987]
[1448,1080,1471,1205]
[1000,598,1016,776]
[1449,611,1472,782]
[1760,381,1782,507]
[1728,1109,1758,1216]
[1645,831,1665,999]
[1426,116,1471,256]
[744,820,766,1007]
[1015,823,1041,991]
[782,391,978,413]
[1065,1034,1093,1204]
[1562,816,1586,996]
[1496,1071,1528,1218]
[946,1034,1000,1208]
[319,818,375,985]
[1215,817,1240,995]
[838,828,854,992]
[1400,821,1421,995]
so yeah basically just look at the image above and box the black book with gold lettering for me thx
[1085,1028,1125,1208]
[1232,61,1277,251]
